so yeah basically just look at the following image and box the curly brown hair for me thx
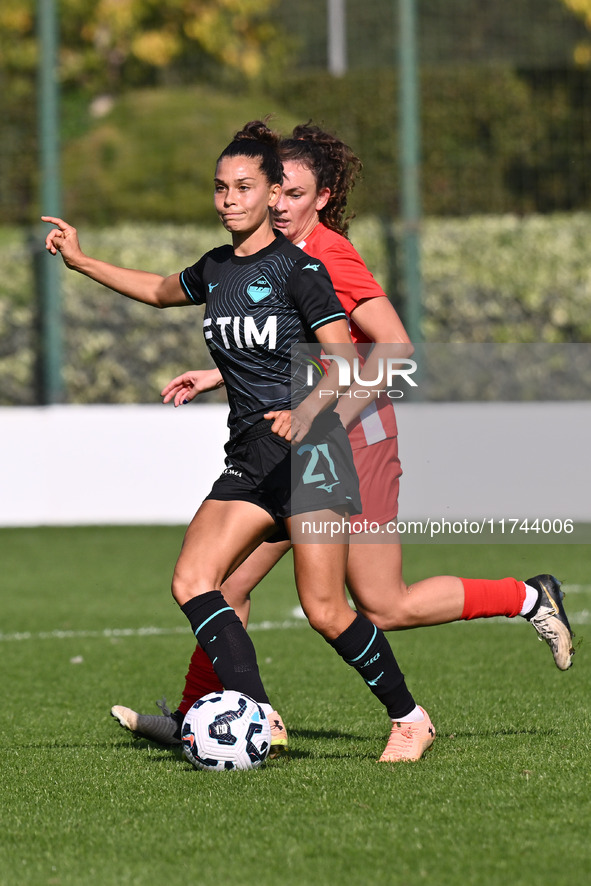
[279,123,362,236]
[217,119,283,186]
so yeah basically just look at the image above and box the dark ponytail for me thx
[217,120,283,186]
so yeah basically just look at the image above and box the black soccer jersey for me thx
[179,232,346,441]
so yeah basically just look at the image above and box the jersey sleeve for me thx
[319,238,388,316]
[179,253,209,305]
[288,258,347,332]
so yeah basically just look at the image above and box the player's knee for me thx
[171,571,189,605]
[171,564,206,606]
[354,598,417,631]
[300,604,323,634]
[351,582,416,631]
[302,602,353,640]
[355,605,394,631]
[221,573,252,608]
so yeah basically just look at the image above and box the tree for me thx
[559,0,591,63]
[0,0,284,222]
[0,0,284,92]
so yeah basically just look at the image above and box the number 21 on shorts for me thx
[297,443,341,493]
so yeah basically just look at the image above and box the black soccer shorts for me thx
[205,410,361,530]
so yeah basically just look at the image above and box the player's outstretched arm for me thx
[41,216,188,308]
[161,369,225,407]
[43,215,85,267]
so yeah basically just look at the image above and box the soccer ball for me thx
[181,691,271,772]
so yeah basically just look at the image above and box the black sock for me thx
[180,591,270,706]
[328,612,415,719]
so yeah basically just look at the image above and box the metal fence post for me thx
[36,0,63,404]
[398,0,422,345]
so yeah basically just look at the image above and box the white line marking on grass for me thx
[471,610,589,626]
[0,619,307,643]
[562,584,591,594]
[3,597,589,644]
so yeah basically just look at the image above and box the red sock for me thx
[177,644,223,716]
[461,577,526,620]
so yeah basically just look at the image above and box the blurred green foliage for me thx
[2,213,590,406]
[61,85,298,225]
[4,66,591,224]
[0,0,284,90]
[269,65,591,218]
[2,1,591,223]
[2,3,591,405]
[0,0,286,222]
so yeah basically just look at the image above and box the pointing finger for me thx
[41,215,70,230]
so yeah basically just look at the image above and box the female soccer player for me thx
[108,123,573,759]
[43,121,435,764]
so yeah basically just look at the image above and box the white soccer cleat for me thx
[525,574,574,670]
[110,699,182,746]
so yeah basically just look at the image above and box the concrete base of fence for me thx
[0,401,588,526]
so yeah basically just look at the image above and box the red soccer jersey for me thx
[299,222,398,447]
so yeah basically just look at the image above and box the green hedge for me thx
[1,213,590,406]
[4,66,591,225]
[60,86,298,225]
[270,66,591,218]
[62,67,591,222]
[351,212,591,344]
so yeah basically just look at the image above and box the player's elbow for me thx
[152,286,172,308]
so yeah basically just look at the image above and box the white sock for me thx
[260,703,274,717]
[393,704,424,723]
[520,583,540,617]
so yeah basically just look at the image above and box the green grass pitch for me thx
[0,526,589,886]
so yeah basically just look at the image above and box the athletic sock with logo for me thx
[328,612,415,720]
[180,591,270,706]
[177,644,224,717]
[461,577,526,620]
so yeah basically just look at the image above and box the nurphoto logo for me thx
[306,354,418,399]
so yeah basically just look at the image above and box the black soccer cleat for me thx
[524,574,575,670]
